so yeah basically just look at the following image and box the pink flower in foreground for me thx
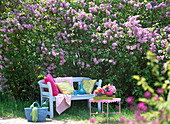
[129,105,135,111]
[119,116,125,122]
[144,91,151,99]
[154,95,159,100]
[126,96,134,104]
[86,64,90,68]
[152,121,158,124]
[157,88,163,94]
[90,117,95,123]
[161,70,166,73]
[137,102,148,112]
[164,115,168,120]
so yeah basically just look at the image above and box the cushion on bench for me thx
[45,74,59,96]
[82,79,97,94]
[56,81,74,95]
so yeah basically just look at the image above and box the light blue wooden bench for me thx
[38,77,102,118]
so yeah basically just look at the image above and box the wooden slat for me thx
[42,92,49,96]
[41,84,48,88]
[71,94,94,100]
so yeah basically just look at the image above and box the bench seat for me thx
[38,77,102,119]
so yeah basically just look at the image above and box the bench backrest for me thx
[38,77,102,96]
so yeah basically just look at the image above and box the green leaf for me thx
[139,98,147,102]
[133,75,140,80]
[162,84,167,89]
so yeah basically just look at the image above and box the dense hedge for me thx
[0,0,169,102]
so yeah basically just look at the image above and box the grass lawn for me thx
[0,94,134,123]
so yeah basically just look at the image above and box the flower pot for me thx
[105,92,113,97]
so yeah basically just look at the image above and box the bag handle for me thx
[30,102,40,108]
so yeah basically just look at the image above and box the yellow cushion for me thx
[55,81,74,95]
[82,79,97,94]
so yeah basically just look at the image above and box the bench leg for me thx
[49,98,54,119]
[88,100,90,108]
[98,102,101,112]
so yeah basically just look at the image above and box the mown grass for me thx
[0,94,134,123]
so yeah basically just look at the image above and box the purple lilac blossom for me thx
[103,39,107,44]
[86,64,90,68]
[119,3,123,9]
[93,48,97,51]
[78,60,81,64]
[145,3,152,10]
[150,43,156,52]
[112,14,116,18]
[112,43,117,49]
[91,39,95,43]
[97,26,101,31]
[158,50,162,53]
[98,59,103,62]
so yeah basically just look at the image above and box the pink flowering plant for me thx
[121,51,170,123]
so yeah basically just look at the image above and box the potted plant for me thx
[103,84,116,97]
[94,84,116,97]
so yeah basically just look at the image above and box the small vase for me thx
[105,92,113,97]
[78,84,86,95]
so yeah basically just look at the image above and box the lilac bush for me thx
[0,0,169,100]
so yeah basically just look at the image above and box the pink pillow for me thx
[45,74,59,96]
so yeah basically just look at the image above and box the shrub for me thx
[0,0,169,101]
[125,51,170,123]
